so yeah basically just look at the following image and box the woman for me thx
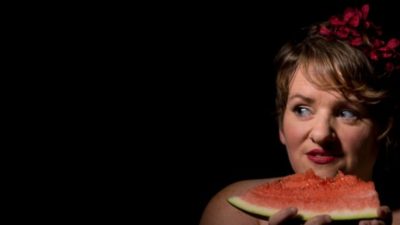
[200,4,399,225]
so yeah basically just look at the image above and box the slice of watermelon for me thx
[228,170,380,221]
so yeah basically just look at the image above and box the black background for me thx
[150,1,400,225]
[8,1,398,224]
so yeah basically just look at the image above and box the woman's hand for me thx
[267,207,298,225]
[267,206,391,225]
[267,207,331,225]
[358,206,392,225]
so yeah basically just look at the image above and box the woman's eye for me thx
[339,110,358,120]
[293,106,312,117]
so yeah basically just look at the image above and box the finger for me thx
[304,215,331,225]
[378,206,391,218]
[371,219,385,225]
[378,205,392,224]
[359,220,371,225]
[359,219,385,225]
[269,207,298,225]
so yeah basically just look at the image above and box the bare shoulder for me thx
[199,177,280,225]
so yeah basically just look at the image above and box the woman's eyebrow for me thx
[288,94,314,103]
[289,93,364,109]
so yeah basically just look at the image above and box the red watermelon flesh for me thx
[228,170,380,220]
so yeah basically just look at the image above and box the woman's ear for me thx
[279,128,286,145]
[377,117,393,141]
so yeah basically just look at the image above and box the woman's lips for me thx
[306,149,340,164]
[307,155,337,164]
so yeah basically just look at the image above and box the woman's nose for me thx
[310,116,336,144]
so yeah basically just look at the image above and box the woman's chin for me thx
[298,165,342,178]
[313,169,339,179]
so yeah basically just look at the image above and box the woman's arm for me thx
[392,208,400,225]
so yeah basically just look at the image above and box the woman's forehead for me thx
[288,67,358,102]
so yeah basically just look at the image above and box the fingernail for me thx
[324,215,332,223]
[288,207,297,213]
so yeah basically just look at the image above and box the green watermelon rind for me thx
[228,196,379,221]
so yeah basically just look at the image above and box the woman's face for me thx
[279,67,379,181]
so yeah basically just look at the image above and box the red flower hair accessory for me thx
[319,4,400,73]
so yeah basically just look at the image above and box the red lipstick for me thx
[306,149,338,164]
